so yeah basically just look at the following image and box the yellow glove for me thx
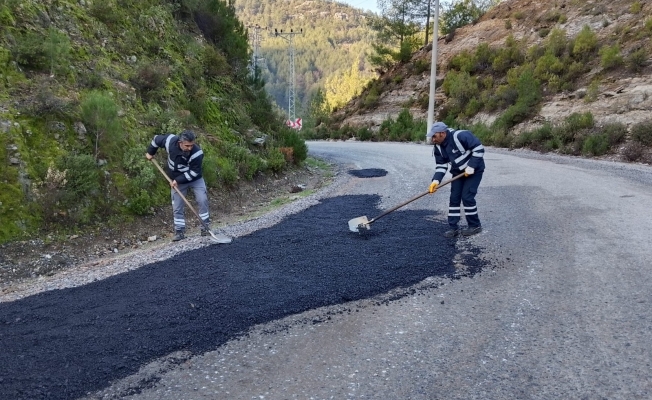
[464,166,475,177]
[429,180,439,193]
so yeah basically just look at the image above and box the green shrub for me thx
[12,31,48,71]
[80,90,122,160]
[215,156,238,186]
[601,122,627,145]
[474,42,496,72]
[278,128,308,164]
[565,111,594,131]
[493,66,541,130]
[130,61,171,102]
[449,50,475,72]
[89,0,122,27]
[582,134,610,156]
[534,53,565,80]
[573,25,598,60]
[584,80,600,103]
[545,28,568,57]
[203,45,231,79]
[414,59,430,74]
[54,154,101,223]
[599,44,623,70]
[504,19,512,30]
[527,123,554,148]
[630,1,642,14]
[121,146,163,215]
[265,148,286,173]
[357,127,373,141]
[468,123,494,145]
[363,85,380,108]
[631,120,652,146]
[626,48,647,72]
[492,35,524,73]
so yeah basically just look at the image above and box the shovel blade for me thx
[348,216,370,232]
[209,232,233,244]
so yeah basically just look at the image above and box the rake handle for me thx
[149,158,211,232]
[368,173,465,224]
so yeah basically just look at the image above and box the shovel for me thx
[348,173,465,233]
[150,158,232,244]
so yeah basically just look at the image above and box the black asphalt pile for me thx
[0,195,488,400]
[347,168,388,178]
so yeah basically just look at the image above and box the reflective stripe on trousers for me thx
[447,171,483,228]
[171,178,209,231]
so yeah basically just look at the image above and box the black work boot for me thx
[200,219,211,236]
[461,226,482,236]
[172,230,185,241]
[444,226,461,238]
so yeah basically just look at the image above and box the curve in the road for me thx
[0,194,489,400]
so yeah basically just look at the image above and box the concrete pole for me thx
[426,0,440,136]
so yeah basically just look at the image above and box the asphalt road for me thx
[10,141,652,399]
[117,141,652,399]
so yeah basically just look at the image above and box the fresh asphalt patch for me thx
[0,195,488,400]
[347,168,388,178]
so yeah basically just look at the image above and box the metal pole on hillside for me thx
[426,0,440,136]
[271,28,304,122]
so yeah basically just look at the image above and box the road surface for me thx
[4,141,652,399]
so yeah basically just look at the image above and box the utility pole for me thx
[247,24,266,79]
[271,28,303,123]
[427,0,440,136]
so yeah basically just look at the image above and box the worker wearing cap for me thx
[426,122,485,237]
[146,130,211,242]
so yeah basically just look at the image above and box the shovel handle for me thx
[149,158,210,232]
[368,173,465,224]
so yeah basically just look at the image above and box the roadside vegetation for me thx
[0,0,307,243]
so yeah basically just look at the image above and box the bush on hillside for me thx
[627,48,647,72]
[631,120,652,146]
[601,122,627,145]
[130,61,171,103]
[572,25,598,60]
[599,44,623,70]
[582,134,610,156]
[622,142,643,161]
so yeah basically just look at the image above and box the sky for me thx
[337,0,380,14]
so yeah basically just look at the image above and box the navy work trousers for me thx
[447,171,483,228]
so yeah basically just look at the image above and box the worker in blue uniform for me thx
[427,121,485,237]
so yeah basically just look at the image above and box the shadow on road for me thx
[0,194,488,399]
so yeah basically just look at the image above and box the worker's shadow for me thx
[0,194,487,400]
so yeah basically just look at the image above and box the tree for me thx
[368,0,422,71]
[440,0,501,35]
[80,91,121,161]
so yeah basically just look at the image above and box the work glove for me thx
[429,180,439,193]
[464,167,475,177]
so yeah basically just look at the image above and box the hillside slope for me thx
[234,0,376,116]
[0,0,308,243]
[333,0,652,160]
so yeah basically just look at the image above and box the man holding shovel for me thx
[427,122,485,238]
[146,130,211,241]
